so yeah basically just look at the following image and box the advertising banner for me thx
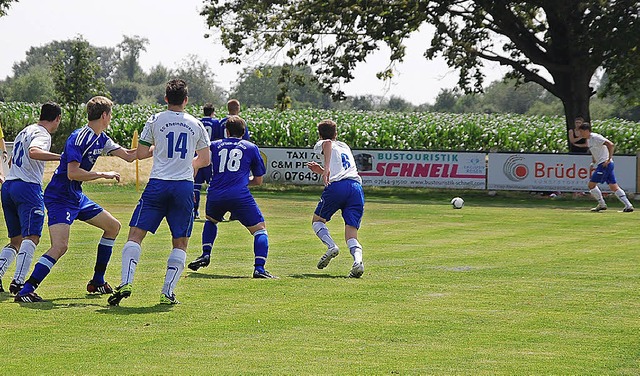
[260,147,487,189]
[487,153,637,192]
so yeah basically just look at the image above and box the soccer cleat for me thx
[348,262,365,278]
[187,255,210,271]
[9,280,24,295]
[317,246,339,269]
[159,293,180,305]
[87,280,113,294]
[253,269,279,279]
[14,291,43,303]
[107,283,132,306]
[623,207,634,213]
[590,205,607,212]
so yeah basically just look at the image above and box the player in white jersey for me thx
[307,119,365,278]
[109,79,211,306]
[572,122,633,212]
[0,102,61,294]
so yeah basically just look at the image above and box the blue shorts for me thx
[45,191,103,226]
[206,192,264,227]
[194,164,213,185]
[590,161,616,184]
[129,179,194,238]
[315,179,364,228]
[1,180,46,238]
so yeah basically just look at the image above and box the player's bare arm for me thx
[28,147,60,161]
[192,147,211,170]
[111,147,138,163]
[67,161,120,182]
[307,161,324,174]
[321,140,332,186]
[136,144,153,160]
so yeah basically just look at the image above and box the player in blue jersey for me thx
[15,97,138,303]
[187,115,276,278]
[307,119,365,278]
[193,103,218,219]
[188,100,250,271]
[108,79,211,306]
[0,102,61,294]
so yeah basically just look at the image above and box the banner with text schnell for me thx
[488,153,637,192]
[260,148,487,189]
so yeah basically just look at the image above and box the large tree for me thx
[0,0,17,16]
[201,0,640,152]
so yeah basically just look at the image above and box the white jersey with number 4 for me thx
[586,132,611,165]
[140,110,211,181]
[314,139,362,184]
[6,123,52,185]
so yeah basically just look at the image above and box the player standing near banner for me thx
[109,79,211,306]
[193,103,218,219]
[15,97,138,303]
[188,115,276,278]
[307,119,365,278]
[572,122,634,212]
[0,102,61,294]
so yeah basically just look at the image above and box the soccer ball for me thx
[451,197,464,209]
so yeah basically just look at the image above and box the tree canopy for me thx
[201,0,640,151]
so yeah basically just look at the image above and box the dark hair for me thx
[317,119,337,140]
[40,101,61,121]
[225,115,246,137]
[227,99,240,115]
[575,116,584,121]
[166,79,188,105]
[578,122,592,131]
[86,96,113,121]
[203,103,215,117]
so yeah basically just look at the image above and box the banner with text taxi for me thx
[260,147,487,189]
[488,153,637,192]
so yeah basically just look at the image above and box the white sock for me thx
[347,238,363,264]
[0,244,17,279]
[121,241,141,285]
[614,188,633,208]
[13,239,36,284]
[590,187,606,206]
[312,221,337,249]
[162,248,186,296]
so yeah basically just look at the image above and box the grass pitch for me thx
[0,185,638,375]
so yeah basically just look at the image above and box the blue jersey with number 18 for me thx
[207,138,265,196]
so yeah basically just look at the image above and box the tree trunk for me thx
[555,73,593,153]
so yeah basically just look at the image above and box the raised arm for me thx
[111,147,138,163]
[67,161,120,183]
[28,147,60,161]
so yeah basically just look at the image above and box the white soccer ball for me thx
[451,197,464,209]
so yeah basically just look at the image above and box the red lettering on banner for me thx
[414,163,429,177]
[386,163,400,176]
[358,162,484,179]
[400,163,414,177]
[535,162,590,179]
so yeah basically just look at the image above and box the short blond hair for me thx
[227,99,240,115]
[87,96,113,121]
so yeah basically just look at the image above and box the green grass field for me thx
[0,185,638,375]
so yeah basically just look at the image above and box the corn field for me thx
[1,102,639,154]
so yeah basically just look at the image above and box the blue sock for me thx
[21,254,57,294]
[253,229,268,273]
[93,237,114,284]
[201,220,217,257]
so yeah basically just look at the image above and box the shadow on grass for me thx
[289,273,347,279]
[185,272,249,280]
[96,304,174,315]
[14,296,106,310]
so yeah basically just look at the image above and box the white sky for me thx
[0,0,508,105]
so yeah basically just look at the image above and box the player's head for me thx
[317,119,337,140]
[166,79,188,106]
[40,101,61,122]
[578,122,592,135]
[227,99,240,115]
[86,96,113,121]
[574,116,584,126]
[225,115,246,138]
[203,103,215,117]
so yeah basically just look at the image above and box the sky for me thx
[0,0,508,105]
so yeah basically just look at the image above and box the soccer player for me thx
[214,99,251,141]
[307,119,365,278]
[572,122,634,212]
[187,115,277,279]
[15,96,138,303]
[0,102,61,294]
[193,103,218,219]
[108,79,211,306]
